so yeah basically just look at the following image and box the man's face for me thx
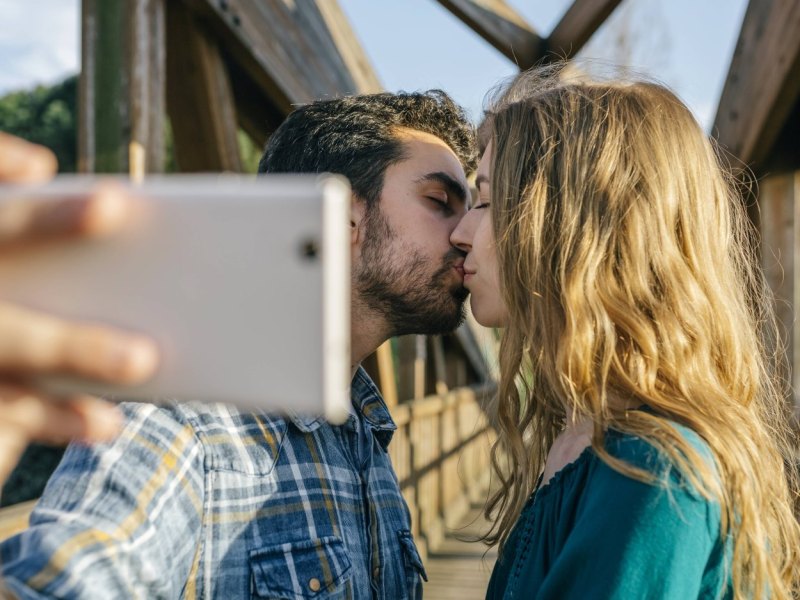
[354,128,471,336]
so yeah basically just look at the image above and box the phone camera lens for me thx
[300,240,319,261]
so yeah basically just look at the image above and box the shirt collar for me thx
[287,366,396,449]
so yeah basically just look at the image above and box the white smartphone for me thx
[0,174,351,424]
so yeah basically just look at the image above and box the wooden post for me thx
[375,340,399,408]
[760,171,800,414]
[431,335,449,396]
[79,0,166,175]
[414,335,427,400]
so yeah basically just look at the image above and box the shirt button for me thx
[373,567,380,579]
[308,578,321,592]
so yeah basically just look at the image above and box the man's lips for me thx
[452,259,465,278]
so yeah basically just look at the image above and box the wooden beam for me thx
[435,0,543,69]
[79,0,166,174]
[713,0,800,169]
[166,1,242,172]
[181,0,380,114]
[316,0,382,93]
[223,53,286,150]
[546,0,624,59]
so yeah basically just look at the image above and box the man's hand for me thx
[0,132,158,485]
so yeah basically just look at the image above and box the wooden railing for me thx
[0,384,497,551]
[389,382,496,560]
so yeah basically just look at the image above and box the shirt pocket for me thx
[249,536,352,599]
[397,529,428,600]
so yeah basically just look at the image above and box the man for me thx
[0,91,477,599]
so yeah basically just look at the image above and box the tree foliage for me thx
[0,75,79,172]
[0,74,262,174]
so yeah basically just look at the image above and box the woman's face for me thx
[450,143,508,328]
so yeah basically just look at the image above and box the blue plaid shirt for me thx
[1,368,426,599]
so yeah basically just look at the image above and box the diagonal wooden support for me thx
[181,0,380,113]
[435,0,543,69]
[546,0,624,59]
[713,0,800,168]
[166,1,242,172]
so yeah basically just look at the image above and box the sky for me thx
[0,0,749,131]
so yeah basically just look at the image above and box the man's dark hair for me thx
[258,91,477,207]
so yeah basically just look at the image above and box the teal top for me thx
[486,425,731,599]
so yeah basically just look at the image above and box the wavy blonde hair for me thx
[482,66,800,599]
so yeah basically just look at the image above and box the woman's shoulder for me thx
[600,415,718,503]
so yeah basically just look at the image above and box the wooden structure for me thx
[69,0,629,559]
[713,0,800,416]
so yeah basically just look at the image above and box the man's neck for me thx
[350,301,391,379]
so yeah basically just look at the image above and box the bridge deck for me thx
[424,506,498,600]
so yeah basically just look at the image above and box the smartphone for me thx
[0,174,351,424]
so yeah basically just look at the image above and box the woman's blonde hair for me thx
[483,65,800,598]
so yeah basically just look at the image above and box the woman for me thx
[451,68,800,599]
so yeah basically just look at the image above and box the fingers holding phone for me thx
[0,132,158,487]
[0,131,57,184]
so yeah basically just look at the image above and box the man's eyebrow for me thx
[416,172,468,204]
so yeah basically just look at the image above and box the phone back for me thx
[0,175,351,423]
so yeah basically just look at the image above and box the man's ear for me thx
[350,195,367,246]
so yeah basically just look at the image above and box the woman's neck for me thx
[538,414,593,489]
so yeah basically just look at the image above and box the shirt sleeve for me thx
[0,403,206,600]
[536,445,722,599]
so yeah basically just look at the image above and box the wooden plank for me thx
[376,340,399,408]
[435,0,543,69]
[166,1,242,172]
[414,335,427,400]
[130,0,166,175]
[397,336,418,402]
[79,0,126,173]
[182,0,379,114]
[713,0,800,168]
[546,0,624,59]
[760,172,800,415]
[793,172,800,417]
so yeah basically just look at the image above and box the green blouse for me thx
[486,425,731,599]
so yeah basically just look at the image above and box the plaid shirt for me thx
[1,368,426,599]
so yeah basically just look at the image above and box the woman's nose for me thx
[450,211,475,252]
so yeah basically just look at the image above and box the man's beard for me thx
[354,207,468,337]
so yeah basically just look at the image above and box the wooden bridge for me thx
[2,0,799,597]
